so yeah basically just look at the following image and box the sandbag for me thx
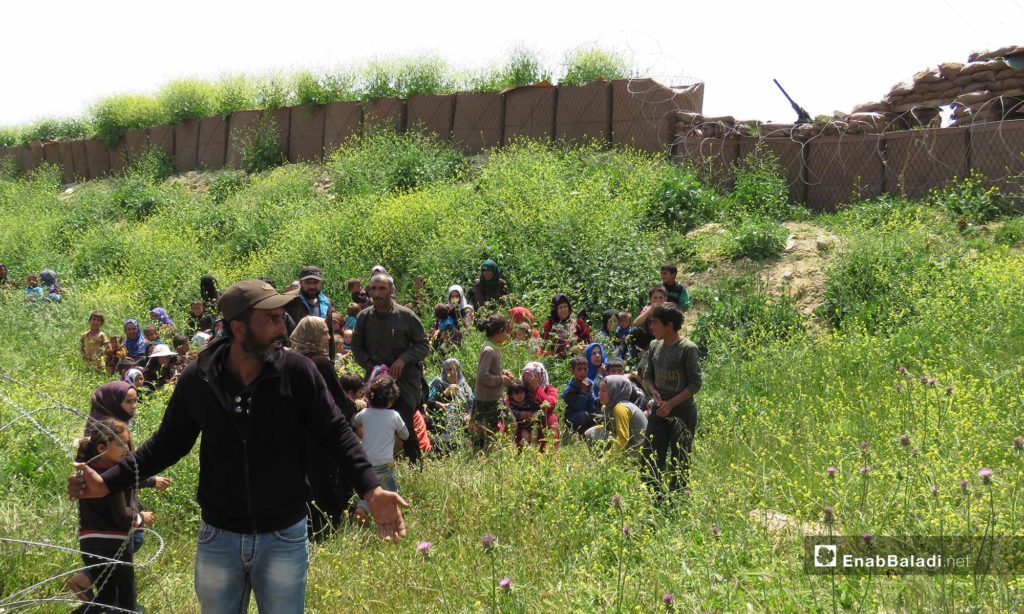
[969,45,1024,62]
[961,59,1007,76]
[955,91,993,106]
[851,100,891,113]
[938,62,964,79]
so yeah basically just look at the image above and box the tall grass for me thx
[2,137,1021,611]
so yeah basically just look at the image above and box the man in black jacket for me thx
[69,279,408,614]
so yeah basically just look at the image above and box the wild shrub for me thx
[726,148,793,221]
[294,70,356,105]
[560,46,632,86]
[993,215,1024,246]
[213,74,257,115]
[928,170,1018,223]
[20,117,90,143]
[252,74,295,110]
[0,126,21,147]
[157,79,218,124]
[109,148,175,221]
[232,112,287,174]
[89,94,167,147]
[646,163,719,232]
[326,128,467,197]
[690,275,805,358]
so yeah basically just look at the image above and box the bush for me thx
[560,47,632,86]
[232,112,287,174]
[89,94,167,147]
[0,126,21,147]
[646,164,719,232]
[394,56,453,97]
[690,276,805,357]
[252,74,295,110]
[207,170,251,203]
[727,148,792,221]
[929,171,1017,223]
[472,47,551,92]
[213,74,257,115]
[21,117,90,143]
[157,79,218,124]
[294,70,356,105]
[109,148,175,220]
[993,215,1024,246]
[730,217,787,260]
[818,227,936,332]
[326,129,467,197]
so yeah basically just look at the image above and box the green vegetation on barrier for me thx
[1,134,1023,611]
[0,46,635,149]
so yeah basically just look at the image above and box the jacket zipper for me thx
[202,370,260,534]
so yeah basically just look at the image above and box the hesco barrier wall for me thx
[0,78,703,179]
[672,120,1024,210]
[4,79,1024,208]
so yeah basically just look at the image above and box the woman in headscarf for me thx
[39,269,61,302]
[583,342,607,387]
[472,259,508,309]
[123,368,145,389]
[521,361,560,453]
[288,316,355,540]
[150,307,176,330]
[586,375,648,453]
[0,264,12,290]
[122,319,149,362]
[541,294,591,358]
[84,381,138,436]
[446,284,474,327]
[426,358,474,452]
[200,276,220,313]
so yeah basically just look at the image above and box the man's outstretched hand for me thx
[68,462,110,500]
[364,487,410,543]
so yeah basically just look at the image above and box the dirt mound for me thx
[682,221,838,329]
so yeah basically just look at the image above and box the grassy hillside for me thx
[1,134,1023,612]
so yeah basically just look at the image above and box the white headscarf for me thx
[521,361,550,389]
[446,284,469,311]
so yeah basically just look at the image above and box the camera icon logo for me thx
[814,544,837,567]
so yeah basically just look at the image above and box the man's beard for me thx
[243,332,285,363]
[304,287,319,300]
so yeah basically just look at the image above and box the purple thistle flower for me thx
[611,494,622,510]
[927,378,936,387]
[862,533,874,546]
[417,541,432,557]
[960,479,970,493]
[710,525,721,538]
[859,441,870,452]
[895,384,905,393]
[1014,436,1023,452]
[860,464,870,475]
[826,466,837,479]
[899,434,910,447]
[920,375,929,385]
[823,506,835,524]
[931,484,939,496]
[499,577,512,591]
[978,468,993,484]
[898,366,907,375]
[622,525,631,537]
[945,386,954,397]
[662,592,674,607]
[481,533,496,553]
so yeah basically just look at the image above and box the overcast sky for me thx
[2,0,1022,127]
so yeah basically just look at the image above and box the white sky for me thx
[2,0,1022,127]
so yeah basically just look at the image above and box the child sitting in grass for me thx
[352,375,409,524]
[80,312,110,372]
[506,379,540,448]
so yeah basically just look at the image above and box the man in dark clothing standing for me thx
[352,273,430,464]
[69,279,408,614]
[286,265,333,324]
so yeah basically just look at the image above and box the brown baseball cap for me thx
[219,279,299,321]
[299,265,323,281]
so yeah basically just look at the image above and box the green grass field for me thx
[1,134,1023,612]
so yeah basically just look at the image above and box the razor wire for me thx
[0,368,173,613]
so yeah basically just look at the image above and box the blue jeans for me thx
[357,464,397,513]
[194,517,308,614]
